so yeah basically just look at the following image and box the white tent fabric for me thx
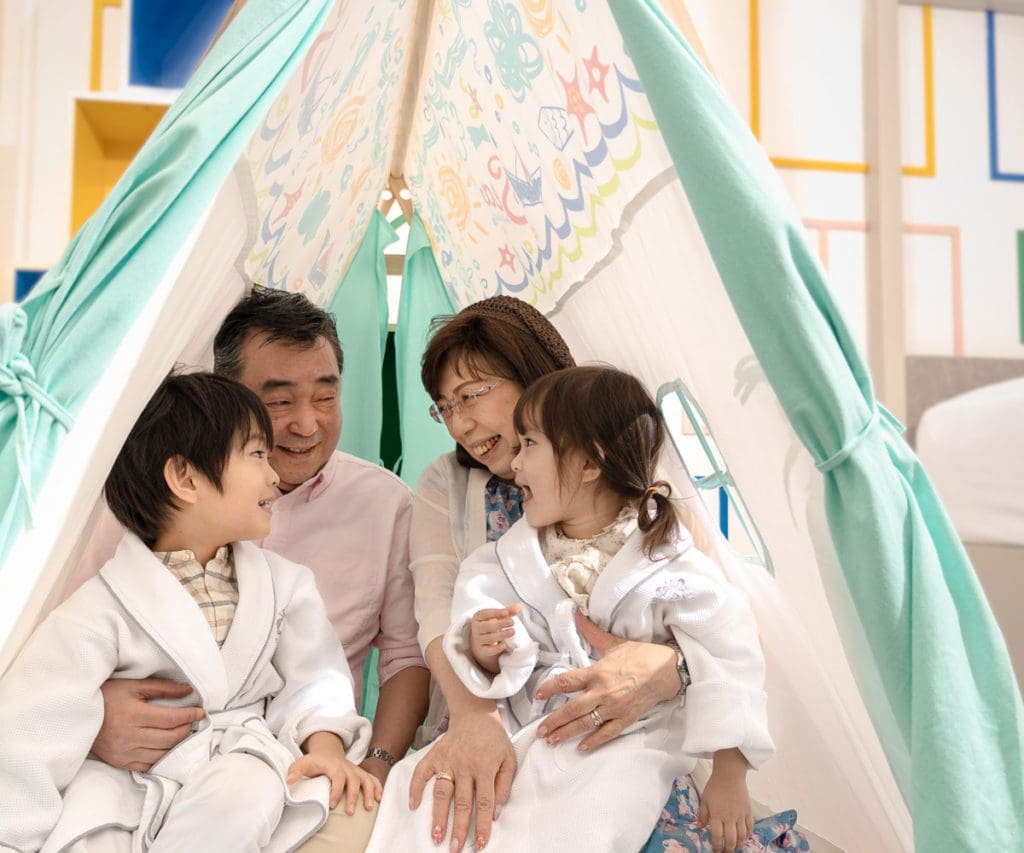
[3,1,1021,850]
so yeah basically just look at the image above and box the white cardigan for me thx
[409,452,493,651]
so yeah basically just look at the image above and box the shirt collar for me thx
[273,451,338,505]
[155,544,233,572]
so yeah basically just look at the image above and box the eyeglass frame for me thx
[429,379,506,424]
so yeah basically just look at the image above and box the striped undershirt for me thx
[155,545,238,646]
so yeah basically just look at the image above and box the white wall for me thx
[688,0,1024,360]
[1,0,95,303]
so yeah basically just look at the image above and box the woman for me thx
[403,297,694,852]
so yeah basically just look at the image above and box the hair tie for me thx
[637,481,672,531]
[642,481,672,504]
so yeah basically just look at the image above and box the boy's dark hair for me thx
[105,372,274,547]
[513,366,678,557]
[421,296,575,469]
[213,285,344,379]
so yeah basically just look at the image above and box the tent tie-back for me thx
[815,404,904,474]
[0,303,76,523]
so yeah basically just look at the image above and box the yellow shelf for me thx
[71,95,168,233]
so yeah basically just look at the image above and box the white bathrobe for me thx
[0,535,371,853]
[367,519,773,853]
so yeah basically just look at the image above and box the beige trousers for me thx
[297,801,380,853]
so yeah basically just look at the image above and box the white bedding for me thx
[916,377,1024,546]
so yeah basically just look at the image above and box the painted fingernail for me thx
[450,838,460,853]
[537,725,547,736]
[578,742,589,752]
[432,825,443,844]
[476,835,486,849]
[546,735,559,745]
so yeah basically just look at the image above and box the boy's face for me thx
[236,332,342,492]
[197,437,280,543]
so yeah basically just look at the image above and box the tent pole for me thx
[862,0,907,422]
[389,0,436,185]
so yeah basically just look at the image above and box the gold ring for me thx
[589,708,604,728]
[435,771,455,784]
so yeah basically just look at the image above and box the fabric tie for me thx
[0,303,75,522]
[814,404,905,473]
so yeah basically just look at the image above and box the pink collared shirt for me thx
[260,451,423,705]
[68,451,423,707]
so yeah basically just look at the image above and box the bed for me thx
[908,356,1024,688]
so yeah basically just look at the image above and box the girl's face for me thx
[436,359,524,480]
[510,424,589,532]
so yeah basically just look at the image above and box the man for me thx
[76,287,429,851]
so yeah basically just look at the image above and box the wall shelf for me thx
[71,94,170,233]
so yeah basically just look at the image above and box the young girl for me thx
[442,366,774,853]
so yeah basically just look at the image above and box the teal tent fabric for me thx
[610,1,1024,847]
[394,215,456,489]
[328,209,397,464]
[0,0,333,567]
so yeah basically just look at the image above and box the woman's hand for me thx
[534,611,681,750]
[698,749,753,853]
[409,705,517,853]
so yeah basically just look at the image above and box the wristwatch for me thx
[366,745,397,767]
[665,639,691,696]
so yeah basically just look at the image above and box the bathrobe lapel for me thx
[586,528,682,627]
[495,520,569,625]
[100,534,229,709]
[218,540,276,707]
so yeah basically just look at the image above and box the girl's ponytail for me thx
[637,480,678,558]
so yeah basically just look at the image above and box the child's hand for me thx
[697,749,753,853]
[469,604,523,673]
[289,733,383,813]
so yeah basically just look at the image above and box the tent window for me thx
[657,380,774,575]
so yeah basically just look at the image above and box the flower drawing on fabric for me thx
[655,577,690,601]
[483,0,543,103]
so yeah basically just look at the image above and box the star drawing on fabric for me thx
[558,68,596,143]
[498,245,517,273]
[583,47,610,101]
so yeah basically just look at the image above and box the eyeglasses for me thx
[429,380,505,423]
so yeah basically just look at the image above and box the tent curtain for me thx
[394,215,456,489]
[609,0,1024,847]
[0,0,334,568]
[328,209,396,464]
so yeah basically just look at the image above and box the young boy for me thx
[0,373,380,852]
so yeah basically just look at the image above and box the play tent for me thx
[1,0,1021,849]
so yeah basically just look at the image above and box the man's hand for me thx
[534,611,679,751]
[360,755,391,787]
[469,605,521,673]
[92,678,203,771]
[291,732,382,813]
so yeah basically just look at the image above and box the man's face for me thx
[235,332,342,492]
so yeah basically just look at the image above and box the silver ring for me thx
[435,771,455,784]
[589,708,604,728]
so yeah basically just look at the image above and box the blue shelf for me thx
[14,269,46,302]
[128,0,235,89]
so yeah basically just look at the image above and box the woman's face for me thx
[436,359,524,480]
